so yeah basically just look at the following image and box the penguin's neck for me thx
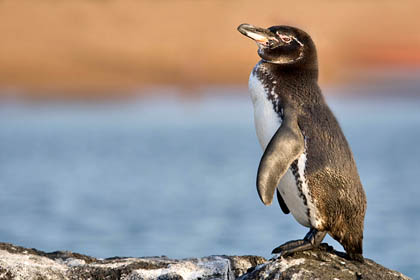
[259,60,319,83]
[251,61,282,106]
[254,61,322,105]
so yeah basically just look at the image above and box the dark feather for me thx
[276,189,290,214]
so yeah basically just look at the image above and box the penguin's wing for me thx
[257,107,304,206]
[276,189,290,214]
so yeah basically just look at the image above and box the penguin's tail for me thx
[347,252,364,263]
[342,232,364,263]
[330,221,364,263]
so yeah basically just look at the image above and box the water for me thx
[0,91,419,278]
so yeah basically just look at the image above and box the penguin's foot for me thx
[272,228,326,256]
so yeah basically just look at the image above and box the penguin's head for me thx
[237,23,317,69]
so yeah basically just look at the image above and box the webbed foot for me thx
[272,228,326,256]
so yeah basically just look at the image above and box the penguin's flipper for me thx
[257,108,304,205]
[276,189,290,214]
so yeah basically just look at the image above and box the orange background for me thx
[0,0,419,98]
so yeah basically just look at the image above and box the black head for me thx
[238,23,317,70]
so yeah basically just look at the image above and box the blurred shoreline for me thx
[1,79,420,104]
[1,66,419,102]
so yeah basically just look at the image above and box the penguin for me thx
[237,23,367,262]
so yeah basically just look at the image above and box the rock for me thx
[0,242,410,280]
[238,244,411,280]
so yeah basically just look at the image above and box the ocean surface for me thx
[0,89,419,278]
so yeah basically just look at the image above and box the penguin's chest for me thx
[248,72,281,149]
[249,72,317,228]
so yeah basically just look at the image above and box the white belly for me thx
[249,71,313,228]
[277,156,311,227]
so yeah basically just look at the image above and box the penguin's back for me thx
[295,87,367,256]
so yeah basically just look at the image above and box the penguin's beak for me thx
[237,23,278,46]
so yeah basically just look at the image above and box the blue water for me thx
[0,91,419,278]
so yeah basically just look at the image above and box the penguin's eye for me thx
[278,34,292,44]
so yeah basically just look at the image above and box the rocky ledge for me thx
[0,242,410,280]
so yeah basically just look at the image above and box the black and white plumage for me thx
[238,23,367,262]
[249,63,320,229]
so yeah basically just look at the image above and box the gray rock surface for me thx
[0,242,410,280]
